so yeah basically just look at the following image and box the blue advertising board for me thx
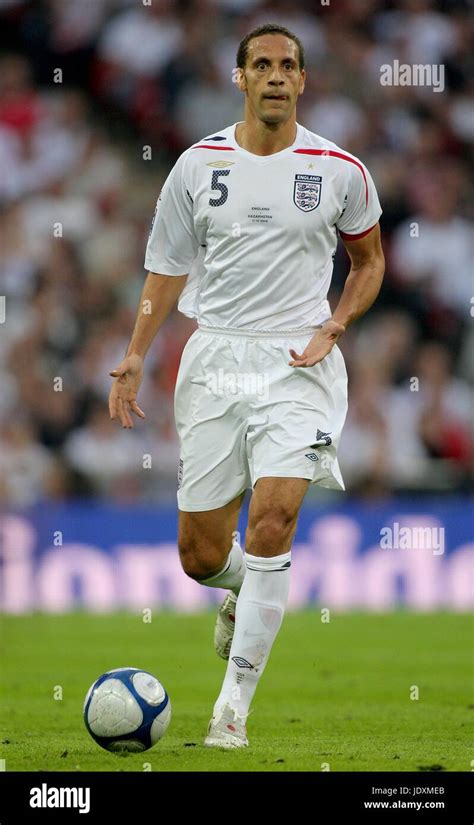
[0,499,472,612]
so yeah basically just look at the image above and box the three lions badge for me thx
[293,174,322,212]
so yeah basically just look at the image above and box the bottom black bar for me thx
[0,771,472,823]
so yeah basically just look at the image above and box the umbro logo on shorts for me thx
[305,452,319,462]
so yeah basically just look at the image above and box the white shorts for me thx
[174,325,348,511]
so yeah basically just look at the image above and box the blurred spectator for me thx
[338,359,393,496]
[63,402,147,494]
[174,61,243,145]
[391,165,472,317]
[98,2,183,78]
[375,0,459,66]
[0,419,54,506]
[303,69,366,150]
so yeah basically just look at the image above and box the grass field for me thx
[0,611,472,772]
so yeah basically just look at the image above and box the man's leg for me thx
[178,491,245,587]
[178,492,246,659]
[205,476,309,748]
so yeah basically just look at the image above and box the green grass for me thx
[0,611,472,772]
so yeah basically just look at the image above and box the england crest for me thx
[293,174,322,212]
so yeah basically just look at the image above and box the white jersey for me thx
[145,121,382,332]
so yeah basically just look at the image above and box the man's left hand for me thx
[288,320,345,367]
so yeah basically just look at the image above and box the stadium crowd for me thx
[0,0,472,505]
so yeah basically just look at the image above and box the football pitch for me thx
[0,611,471,772]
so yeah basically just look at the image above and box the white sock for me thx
[199,541,245,595]
[213,550,291,718]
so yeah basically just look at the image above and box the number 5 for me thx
[209,170,230,206]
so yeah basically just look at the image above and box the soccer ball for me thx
[83,667,171,752]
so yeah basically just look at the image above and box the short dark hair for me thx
[236,23,305,72]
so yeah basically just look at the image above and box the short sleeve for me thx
[145,151,198,275]
[336,158,382,240]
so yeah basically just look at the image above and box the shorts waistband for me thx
[197,323,323,338]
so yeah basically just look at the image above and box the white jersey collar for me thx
[227,121,303,160]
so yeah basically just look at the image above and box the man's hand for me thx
[288,320,345,367]
[108,353,146,429]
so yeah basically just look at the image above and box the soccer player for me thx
[108,23,385,749]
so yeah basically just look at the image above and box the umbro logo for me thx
[232,656,254,669]
[310,429,332,448]
[305,452,319,462]
[206,160,235,168]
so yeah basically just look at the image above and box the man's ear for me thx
[235,68,247,92]
[298,68,306,96]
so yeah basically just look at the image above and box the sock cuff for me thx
[244,551,291,573]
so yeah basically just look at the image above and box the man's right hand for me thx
[108,353,146,429]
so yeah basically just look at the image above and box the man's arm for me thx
[289,223,385,367]
[332,222,385,328]
[125,272,188,359]
[108,272,187,428]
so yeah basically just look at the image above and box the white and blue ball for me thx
[83,667,171,752]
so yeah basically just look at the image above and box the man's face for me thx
[237,34,305,124]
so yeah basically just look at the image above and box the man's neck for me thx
[235,117,297,156]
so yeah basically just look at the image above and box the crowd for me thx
[0,0,472,505]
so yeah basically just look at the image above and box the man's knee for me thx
[246,505,299,554]
[178,536,226,581]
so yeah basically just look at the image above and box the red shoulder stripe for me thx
[293,149,368,206]
[192,145,235,150]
